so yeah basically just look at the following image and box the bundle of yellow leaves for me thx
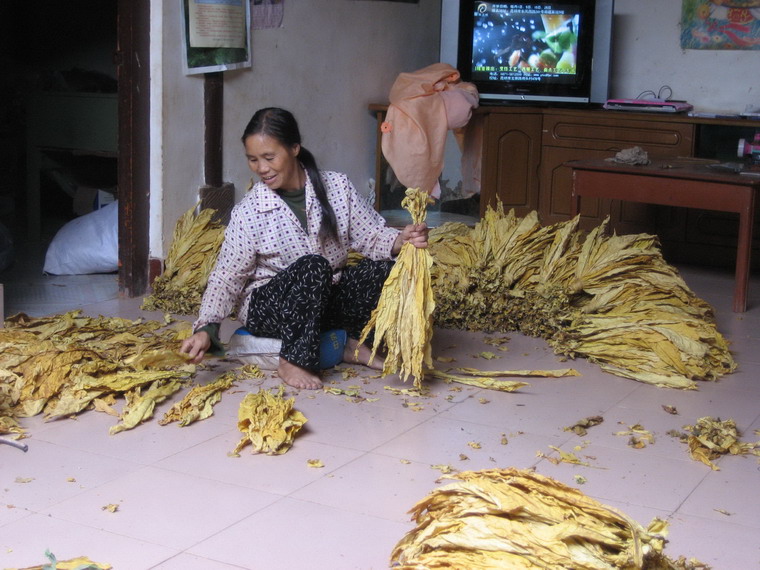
[391,468,707,569]
[429,204,735,389]
[359,187,435,387]
[142,205,226,315]
[232,386,307,456]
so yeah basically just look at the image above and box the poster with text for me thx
[182,0,252,75]
[681,0,760,49]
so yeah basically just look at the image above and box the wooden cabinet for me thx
[480,112,542,217]
[479,107,695,233]
[541,111,693,228]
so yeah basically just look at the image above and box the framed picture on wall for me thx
[181,0,252,75]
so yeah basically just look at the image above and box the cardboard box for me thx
[73,186,116,216]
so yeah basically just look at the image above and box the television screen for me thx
[445,0,612,105]
[470,5,585,87]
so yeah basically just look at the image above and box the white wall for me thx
[153,0,440,258]
[610,0,758,113]
[222,1,440,199]
[152,0,759,257]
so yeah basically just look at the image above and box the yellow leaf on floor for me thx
[233,387,307,455]
[159,371,236,427]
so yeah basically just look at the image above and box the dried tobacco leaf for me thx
[537,445,594,467]
[92,395,119,417]
[0,369,23,437]
[564,415,604,436]
[142,206,226,315]
[682,416,760,470]
[1,310,195,435]
[109,379,184,435]
[391,468,706,569]
[45,369,192,421]
[359,187,435,388]
[238,363,266,379]
[427,369,528,392]
[615,424,656,447]
[429,204,735,390]
[431,464,455,474]
[232,386,307,455]
[455,367,579,378]
[159,371,236,427]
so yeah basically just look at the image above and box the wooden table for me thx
[569,158,760,312]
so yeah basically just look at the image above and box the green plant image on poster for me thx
[681,0,760,50]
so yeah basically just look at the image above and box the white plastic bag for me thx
[226,327,347,370]
[227,330,282,370]
[43,201,118,275]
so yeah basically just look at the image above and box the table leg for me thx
[734,190,755,312]
[570,172,580,217]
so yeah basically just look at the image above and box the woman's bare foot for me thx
[277,358,323,390]
[344,338,384,370]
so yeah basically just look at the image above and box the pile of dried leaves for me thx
[231,386,307,456]
[359,187,435,387]
[674,416,760,470]
[142,205,226,315]
[429,205,735,389]
[0,310,198,438]
[391,468,707,569]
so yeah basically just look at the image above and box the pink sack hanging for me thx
[381,63,478,199]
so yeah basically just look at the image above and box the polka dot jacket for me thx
[193,170,400,331]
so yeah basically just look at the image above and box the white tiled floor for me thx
[1,262,759,569]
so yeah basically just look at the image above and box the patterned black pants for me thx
[245,254,394,371]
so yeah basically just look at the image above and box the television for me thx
[440,0,614,106]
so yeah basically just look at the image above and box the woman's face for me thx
[244,133,302,191]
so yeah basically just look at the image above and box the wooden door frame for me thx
[116,0,150,297]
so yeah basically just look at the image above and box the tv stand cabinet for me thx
[479,106,699,225]
[370,103,760,268]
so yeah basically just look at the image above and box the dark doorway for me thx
[0,1,148,297]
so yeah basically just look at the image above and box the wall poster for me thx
[182,0,252,75]
[681,0,760,49]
